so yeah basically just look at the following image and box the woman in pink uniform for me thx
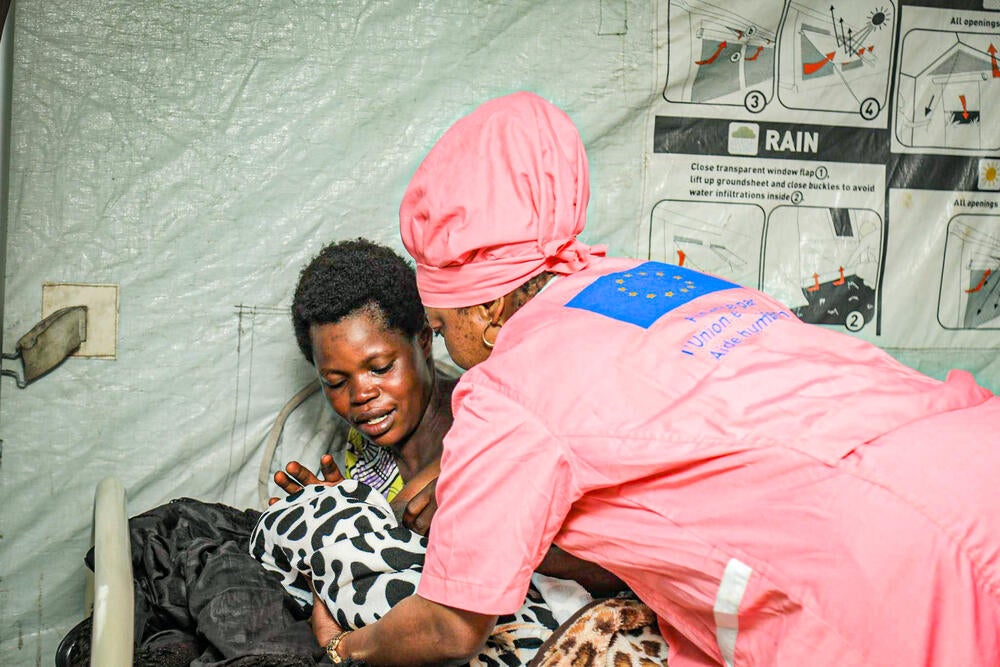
[313,91,1000,666]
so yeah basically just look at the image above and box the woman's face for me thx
[424,306,492,370]
[309,309,434,448]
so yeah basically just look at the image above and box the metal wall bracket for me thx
[1,305,88,388]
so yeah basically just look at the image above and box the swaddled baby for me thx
[251,480,425,628]
[251,480,558,664]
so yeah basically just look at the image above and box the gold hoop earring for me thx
[481,323,497,349]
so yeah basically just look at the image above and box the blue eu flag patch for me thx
[565,262,739,328]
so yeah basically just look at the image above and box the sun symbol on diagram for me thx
[979,159,1000,192]
[867,7,892,31]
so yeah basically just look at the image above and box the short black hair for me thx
[291,238,425,362]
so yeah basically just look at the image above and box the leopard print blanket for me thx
[529,597,669,667]
[251,481,558,666]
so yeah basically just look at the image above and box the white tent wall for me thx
[1,0,998,664]
[0,0,652,662]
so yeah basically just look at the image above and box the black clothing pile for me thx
[55,497,348,666]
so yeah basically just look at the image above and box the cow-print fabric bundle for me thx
[251,481,558,665]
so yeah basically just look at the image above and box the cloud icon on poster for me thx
[728,123,759,156]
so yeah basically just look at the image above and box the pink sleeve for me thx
[417,378,577,615]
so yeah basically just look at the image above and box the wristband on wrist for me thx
[326,629,353,663]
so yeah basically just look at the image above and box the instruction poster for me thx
[644,0,1000,348]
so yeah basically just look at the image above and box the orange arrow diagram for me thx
[990,44,1000,78]
[807,273,821,292]
[833,266,846,286]
[965,268,992,293]
[696,41,728,65]
[803,52,835,75]
[677,249,686,267]
[746,45,766,61]
[960,94,970,119]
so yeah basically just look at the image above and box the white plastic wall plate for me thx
[41,283,119,359]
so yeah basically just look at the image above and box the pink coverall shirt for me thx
[417,257,1000,667]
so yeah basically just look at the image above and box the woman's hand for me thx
[389,461,441,535]
[310,589,343,647]
[269,454,345,505]
[399,478,438,536]
[311,591,497,664]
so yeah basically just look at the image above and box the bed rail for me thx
[89,476,134,666]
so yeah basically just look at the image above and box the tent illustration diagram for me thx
[648,199,765,288]
[763,206,882,331]
[939,215,1000,329]
[895,32,1000,151]
[777,1,894,119]
[664,0,779,111]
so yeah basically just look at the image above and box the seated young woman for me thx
[254,238,628,665]
[270,238,626,599]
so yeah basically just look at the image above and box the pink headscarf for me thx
[399,91,606,308]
